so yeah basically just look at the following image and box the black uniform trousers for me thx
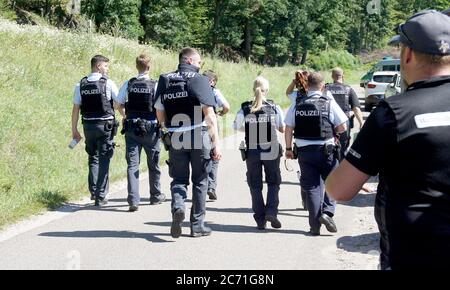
[83,120,114,199]
[168,128,212,231]
[297,145,337,231]
[125,121,163,206]
[245,145,282,226]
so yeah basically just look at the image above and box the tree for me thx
[82,0,143,39]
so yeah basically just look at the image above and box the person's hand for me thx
[212,147,222,161]
[72,130,82,141]
[285,150,295,160]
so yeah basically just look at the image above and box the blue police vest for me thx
[242,100,277,149]
[161,71,203,128]
[294,95,334,140]
[80,76,114,119]
[326,83,351,114]
[125,78,157,120]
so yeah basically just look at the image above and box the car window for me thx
[382,65,397,71]
[373,75,394,83]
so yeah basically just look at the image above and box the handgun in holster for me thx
[334,140,342,161]
[104,120,119,138]
[112,120,119,138]
[293,144,299,160]
[134,118,148,137]
[239,141,247,161]
[121,119,128,135]
[323,143,335,157]
[161,128,172,151]
[349,115,355,129]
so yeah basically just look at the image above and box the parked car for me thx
[360,57,400,88]
[385,72,402,98]
[364,71,397,111]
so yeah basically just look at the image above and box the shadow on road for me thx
[144,221,313,236]
[336,232,380,254]
[339,193,375,208]
[38,230,174,243]
[278,181,300,186]
[206,207,253,213]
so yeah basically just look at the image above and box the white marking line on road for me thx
[0,132,241,243]
[0,184,126,243]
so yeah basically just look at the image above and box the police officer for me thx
[285,72,348,235]
[71,55,124,206]
[326,68,364,160]
[117,54,166,212]
[202,70,231,201]
[233,76,285,230]
[286,70,335,106]
[286,70,309,104]
[326,10,450,269]
[155,47,221,239]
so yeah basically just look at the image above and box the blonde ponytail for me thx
[251,76,269,113]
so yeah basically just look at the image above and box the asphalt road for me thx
[0,87,379,270]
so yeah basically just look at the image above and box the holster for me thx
[120,119,128,135]
[324,143,335,157]
[104,119,119,138]
[239,142,247,161]
[293,144,299,160]
[112,120,119,138]
[334,141,342,161]
[161,130,172,151]
[349,115,355,129]
[239,147,247,161]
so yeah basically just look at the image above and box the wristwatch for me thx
[286,147,292,151]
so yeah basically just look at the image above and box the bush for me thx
[308,49,362,71]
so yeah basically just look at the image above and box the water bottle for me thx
[68,138,80,149]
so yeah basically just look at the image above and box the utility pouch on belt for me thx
[324,143,335,157]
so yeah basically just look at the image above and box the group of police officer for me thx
[72,48,227,238]
[71,9,450,270]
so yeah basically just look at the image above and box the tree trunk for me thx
[300,50,308,65]
[291,29,300,64]
[244,18,251,61]
[212,0,222,49]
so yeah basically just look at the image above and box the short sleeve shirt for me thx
[345,101,397,175]
[73,73,119,105]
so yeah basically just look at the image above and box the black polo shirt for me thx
[345,76,450,270]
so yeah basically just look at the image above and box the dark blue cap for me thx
[389,10,450,55]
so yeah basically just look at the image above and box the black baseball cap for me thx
[389,10,450,55]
